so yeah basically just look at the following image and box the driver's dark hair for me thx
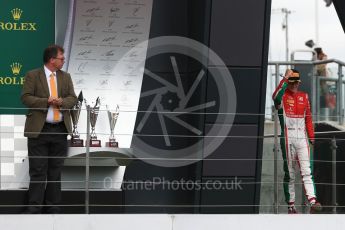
[43,45,64,64]
[291,69,299,74]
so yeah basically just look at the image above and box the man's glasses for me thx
[54,57,65,61]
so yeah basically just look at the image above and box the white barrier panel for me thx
[1,214,345,230]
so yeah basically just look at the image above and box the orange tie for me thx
[49,73,60,121]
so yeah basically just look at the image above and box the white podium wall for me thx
[0,114,127,190]
[0,115,27,189]
[0,214,344,230]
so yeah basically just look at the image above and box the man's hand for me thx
[48,97,56,105]
[284,69,293,79]
[48,97,63,106]
[53,98,63,106]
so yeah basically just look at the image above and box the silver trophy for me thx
[106,105,120,147]
[70,91,84,147]
[86,97,101,147]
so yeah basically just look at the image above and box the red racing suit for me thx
[272,78,317,205]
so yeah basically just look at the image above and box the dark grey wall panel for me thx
[314,124,345,213]
[145,53,204,76]
[200,0,271,214]
[149,0,209,40]
[146,0,209,73]
[202,124,258,177]
[149,0,189,37]
[124,161,198,213]
[200,177,255,213]
[209,0,265,66]
[126,0,272,214]
[205,67,262,124]
[126,0,211,213]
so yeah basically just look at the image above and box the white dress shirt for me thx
[44,65,63,123]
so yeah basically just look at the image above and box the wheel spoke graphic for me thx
[176,101,216,114]
[165,114,202,135]
[125,36,236,167]
[144,68,177,92]
[179,69,205,109]
[140,87,167,97]
[136,95,161,132]
[170,56,185,98]
[157,104,171,146]
[139,65,215,145]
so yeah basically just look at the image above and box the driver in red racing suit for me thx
[272,69,322,214]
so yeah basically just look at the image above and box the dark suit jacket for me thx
[21,68,77,138]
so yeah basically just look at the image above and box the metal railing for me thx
[0,57,345,213]
[0,122,343,213]
[0,109,342,214]
[268,58,345,125]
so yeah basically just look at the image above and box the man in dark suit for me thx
[21,45,77,214]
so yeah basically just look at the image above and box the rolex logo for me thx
[0,63,25,85]
[0,8,37,31]
[11,8,23,21]
[11,62,22,75]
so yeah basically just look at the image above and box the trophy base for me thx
[106,141,118,147]
[90,139,101,147]
[69,139,84,147]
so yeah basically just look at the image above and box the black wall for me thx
[333,0,345,33]
[125,0,271,213]
[314,123,345,214]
